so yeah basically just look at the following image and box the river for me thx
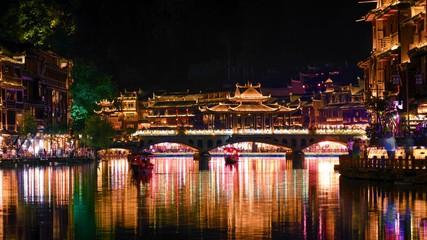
[0,156,426,239]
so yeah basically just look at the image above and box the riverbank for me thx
[337,154,427,184]
[0,156,96,168]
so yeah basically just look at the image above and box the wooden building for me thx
[144,91,230,129]
[0,44,72,133]
[0,51,24,133]
[315,78,369,130]
[199,82,299,131]
[22,48,72,131]
[358,0,427,134]
[96,82,301,131]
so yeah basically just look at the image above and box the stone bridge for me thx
[110,129,365,159]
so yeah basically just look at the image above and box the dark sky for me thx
[75,0,374,92]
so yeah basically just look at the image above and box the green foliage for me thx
[19,110,38,137]
[0,0,77,52]
[80,115,115,150]
[365,94,399,138]
[70,59,117,131]
[365,96,387,114]
[0,1,117,137]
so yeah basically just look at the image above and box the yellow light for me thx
[391,45,399,50]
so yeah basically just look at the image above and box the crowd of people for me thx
[0,135,96,160]
[347,131,416,160]
[347,138,368,159]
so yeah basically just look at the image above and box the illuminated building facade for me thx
[285,63,369,129]
[96,90,231,130]
[97,83,301,131]
[0,44,72,133]
[288,77,368,129]
[358,0,427,133]
[22,48,72,131]
[199,82,299,131]
[144,90,230,129]
[100,81,368,132]
[0,51,24,133]
[94,99,119,129]
[95,90,147,130]
[314,78,369,130]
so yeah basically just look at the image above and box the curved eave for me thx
[201,103,235,113]
[358,56,373,68]
[95,108,117,112]
[228,96,270,102]
[402,12,425,27]
[0,55,25,64]
[376,46,400,61]
[229,103,278,112]
[408,45,427,58]
[277,106,299,113]
[94,109,117,115]
[96,99,114,107]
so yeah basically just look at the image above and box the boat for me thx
[223,147,240,164]
[128,151,154,175]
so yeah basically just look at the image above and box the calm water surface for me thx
[0,156,427,239]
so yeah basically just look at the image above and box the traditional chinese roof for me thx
[318,102,366,110]
[0,54,25,64]
[94,108,117,114]
[94,99,118,115]
[229,103,278,112]
[96,99,114,107]
[228,82,270,102]
[201,103,236,112]
[201,82,301,114]
[149,100,201,108]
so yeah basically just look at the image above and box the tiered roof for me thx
[202,82,300,113]
[94,99,117,115]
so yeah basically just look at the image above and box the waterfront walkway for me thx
[338,155,427,184]
[0,155,96,168]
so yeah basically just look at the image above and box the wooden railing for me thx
[339,155,427,171]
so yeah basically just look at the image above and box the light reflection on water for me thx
[0,156,426,239]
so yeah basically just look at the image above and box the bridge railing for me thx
[131,128,365,137]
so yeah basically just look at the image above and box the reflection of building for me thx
[0,43,72,133]
[358,0,427,132]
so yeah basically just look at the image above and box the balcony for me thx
[376,32,399,54]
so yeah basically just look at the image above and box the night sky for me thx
[74,0,374,92]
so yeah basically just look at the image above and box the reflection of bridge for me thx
[111,129,365,159]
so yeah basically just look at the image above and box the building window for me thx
[6,90,15,101]
[17,91,23,103]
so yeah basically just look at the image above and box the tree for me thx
[70,58,117,131]
[0,0,77,54]
[365,94,399,139]
[19,110,38,137]
[80,115,115,157]
[0,0,118,142]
